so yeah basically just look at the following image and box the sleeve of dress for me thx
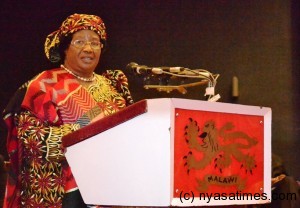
[102,69,134,106]
[16,110,80,162]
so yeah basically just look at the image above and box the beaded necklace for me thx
[61,64,96,82]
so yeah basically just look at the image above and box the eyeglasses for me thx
[71,39,103,50]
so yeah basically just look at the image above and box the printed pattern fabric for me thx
[2,68,134,207]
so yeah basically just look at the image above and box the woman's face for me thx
[64,30,102,77]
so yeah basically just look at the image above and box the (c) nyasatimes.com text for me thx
[179,191,297,203]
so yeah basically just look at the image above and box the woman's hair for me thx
[57,34,73,64]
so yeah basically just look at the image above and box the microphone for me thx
[126,62,183,75]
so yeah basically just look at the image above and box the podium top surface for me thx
[62,99,147,147]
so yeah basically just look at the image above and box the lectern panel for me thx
[63,98,271,206]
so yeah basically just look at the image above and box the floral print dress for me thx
[2,68,133,207]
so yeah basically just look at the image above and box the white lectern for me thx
[62,98,272,206]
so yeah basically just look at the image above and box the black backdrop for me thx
[0,0,299,177]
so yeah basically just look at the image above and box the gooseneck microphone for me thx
[126,62,183,75]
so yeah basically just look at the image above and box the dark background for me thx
[0,0,299,178]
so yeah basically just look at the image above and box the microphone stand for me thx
[144,80,209,94]
[131,63,220,100]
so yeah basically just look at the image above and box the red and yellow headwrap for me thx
[44,13,107,62]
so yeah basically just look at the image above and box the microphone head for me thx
[126,62,139,70]
[126,62,149,74]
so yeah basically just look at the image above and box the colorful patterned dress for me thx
[2,68,134,207]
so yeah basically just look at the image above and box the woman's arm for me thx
[16,110,80,162]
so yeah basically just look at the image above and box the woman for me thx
[2,13,133,207]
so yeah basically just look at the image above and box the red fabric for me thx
[3,116,20,208]
[21,69,80,124]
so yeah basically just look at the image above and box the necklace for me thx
[61,65,96,82]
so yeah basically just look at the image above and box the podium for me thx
[62,98,272,206]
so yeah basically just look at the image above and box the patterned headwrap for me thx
[44,13,107,63]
